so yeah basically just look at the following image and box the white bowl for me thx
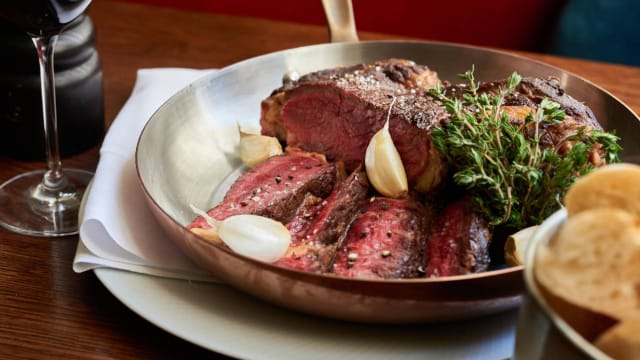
[514,209,612,359]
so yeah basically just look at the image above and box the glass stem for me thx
[32,35,68,192]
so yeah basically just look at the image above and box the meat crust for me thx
[443,76,604,159]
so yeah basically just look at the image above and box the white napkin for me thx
[73,68,218,282]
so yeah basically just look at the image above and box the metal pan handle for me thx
[321,0,359,42]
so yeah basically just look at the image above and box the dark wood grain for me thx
[1,1,639,359]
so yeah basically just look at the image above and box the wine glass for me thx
[0,0,94,237]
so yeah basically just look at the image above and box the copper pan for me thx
[135,1,640,323]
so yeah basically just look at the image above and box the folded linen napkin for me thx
[73,68,218,281]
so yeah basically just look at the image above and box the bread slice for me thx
[535,208,640,322]
[594,312,640,360]
[564,163,640,217]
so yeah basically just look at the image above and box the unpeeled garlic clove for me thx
[504,225,538,266]
[190,227,223,244]
[238,128,283,168]
[365,118,409,198]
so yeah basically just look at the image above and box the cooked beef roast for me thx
[188,150,337,230]
[486,77,600,130]
[422,197,492,277]
[188,59,611,279]
[444,77,599,128]
[261,58,448,192]
[332,196,431,279]
[275,168,369,273]
[261,58,441,141]
[443,76,607,164]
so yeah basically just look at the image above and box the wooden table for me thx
[1,1,639,358]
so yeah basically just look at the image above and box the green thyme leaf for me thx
[429,68,622,229]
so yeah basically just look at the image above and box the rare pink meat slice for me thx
[331,197,431,279]
[422,197,492,277]
[261,59,448,191]
[187,151,336,230]
[275,168,369,273]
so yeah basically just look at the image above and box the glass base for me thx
[0,169,93,237]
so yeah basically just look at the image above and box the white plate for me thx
[94,268,517,359]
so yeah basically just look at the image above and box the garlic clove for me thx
[504,225,538,266]
[365,119,409,198]
[218,214,291,263]
[189,204,223,243]
[238,128,283,168]
[189,204,219,229]
[190,204,291,263]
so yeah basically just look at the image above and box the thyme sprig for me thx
[429,67,621,229]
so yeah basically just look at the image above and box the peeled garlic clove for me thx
[504,225,538,266]
[218,214,291,263]
[239,130,283,168]
[190,204,290,262]
[365,119,408,198]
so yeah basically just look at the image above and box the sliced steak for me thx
[422,197,492,277]
[332,196,431,279]
[188,151,336,230]
[261,58,448,191]
[275,167,370,273]
[274,193,325,272]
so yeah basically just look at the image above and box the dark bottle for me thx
[0,12,104,160]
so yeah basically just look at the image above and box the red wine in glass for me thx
[0,0,94,236]
[1,0,92,36]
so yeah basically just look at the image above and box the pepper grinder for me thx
[0,14,104,160]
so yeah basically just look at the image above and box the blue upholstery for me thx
[550,0,640,66]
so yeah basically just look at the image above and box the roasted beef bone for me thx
[443,76,606,162]
[275,167,369,273]
[422,197,492,277]
[498,76,600,130]
[332,196,431,279]
[188,151,336,230]
[444,76,600,129]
